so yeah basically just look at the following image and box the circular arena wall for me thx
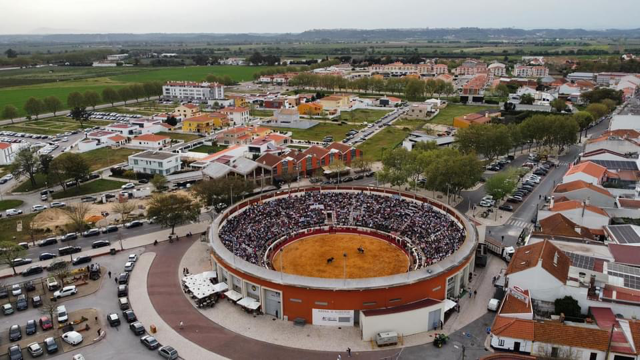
[209,186,477,323]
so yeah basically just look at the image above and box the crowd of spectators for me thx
[219,191,466,267]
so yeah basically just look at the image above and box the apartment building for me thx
[162,81,224,100]
[128,151,181,175]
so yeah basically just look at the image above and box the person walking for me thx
[347,348,351,357]
[179,321,184,330]
[108,271,111,279]
[469,290,472,298]
[474,290,477,298]
[115,277,118,284]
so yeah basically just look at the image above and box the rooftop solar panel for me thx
[608,263,640,290]
[607,225,640,244]
[591,160,639,171]
[564,251,596,270]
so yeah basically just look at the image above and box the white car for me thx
[479,200,493,207]
[6,208,23,216]
[32,204,48,212]
[121,183,135,190]
[62,331,83,345]
[54,285,78,299]
[124,262,135,272]
[50,202,66,208]
[2,174,13,181]
[128,254,138,263]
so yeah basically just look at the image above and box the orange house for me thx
[298,103,323,116]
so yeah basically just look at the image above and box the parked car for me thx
[12,258,32,266]
[80,196,97,203]
[16,295,28,311]
[101,225,118,234]
[158,345,179,360]
[92,240,110,248]
[6,209,23,216]
[32,205,47,212]
[118,272,130,284]
[130,321,145,335]
[56,305,68,323]
[507,196,522,203]
[121,183,135,190]
[44,337,58,354]
[27,342,43,357]
[72,256,91,266]
[140,335,160,350]
[119,297,130,310]
[107,313,121,327]
[38,237,58,247]
[58,246,81,256]
[46,277,59,291]
[21,265,43,276]
[60,233,78,242]
[82,228,100,237]
[39,316,53,330]
[53,285,78,299]
[3,303,14,315]
[50,202,66,208]
[9,324,22,341]
[39,253,56,261]
[124,262,135,272]
[138,179,149,184]
[47,260,68,271]
[0,287,8,299]
[11,284,22,296]
[25,319,37,335]
[128,254,138,263]
[8,344,22,360]
[124,220,143,229]
[62,331,83,345]
[122,309,136,323]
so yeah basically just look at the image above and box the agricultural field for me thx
[0,65,273,116]
[357,127,412,161]
[80,147,139,171]
[267,123,364,142]
[2,117,111,135]
[429,104,498,126]
[338,109,393,123]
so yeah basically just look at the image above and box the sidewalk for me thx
[0,221,210,278]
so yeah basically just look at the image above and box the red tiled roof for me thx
[108,135,127,142]
[554,180,612,198]
[582,148,628,159]
[133,134,169,142]
[538,213,597,240]
[608,244,640,267]
[564,161,607,180]
[303,145,330,159]
[550,199,609,217]
[0,142,11,150]
[491,316,534,340]
[505,240,570,284]
[534,321,610,351]
[326,142,352,153]
[256,153,283,168]
[183,103,199,109]
[500,289,532,315]
[619,199,640,209]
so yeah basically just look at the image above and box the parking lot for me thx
[0,249,159,360]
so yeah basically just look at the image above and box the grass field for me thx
[357,127,412,161]
[190,145,226,154]
[52,179,127,200]
[13,173,49,193]
[158,132,202,142]
[429,104,498,126]
[393,118,428,131]
[0,213,38,243]
[250,109,274,117]
[267,123,364,142]
[80,147,139,171]
[0,200,24,211]
[0,66,273,116]
[3,117,111,135]
[339,109,392,123]
[272,234,409,278]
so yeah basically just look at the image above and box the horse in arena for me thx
[357,247,365,254]
[326,257,335,264]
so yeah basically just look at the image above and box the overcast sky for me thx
[2,0,640,34]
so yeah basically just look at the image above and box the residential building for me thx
[218,127,254,146]
[162,81,224,100]
[227,94,249,108]
[298,103,323,116]
[513,65,549,78]
[487,62,507,77]
[325,142,362,165]
[378,96,402,107]
[174,104,200,119]
[402,132,455,151]
[537,213,602,241]
[405,104,434,119]
[131,134,171,150]
[563,162,608,185]
[318,94,351,110]
[610,115,640,132]
[453,60,487,76]
[105,123,138,137]
[538,199,610,232]
[182,113,228,134]
[552,180,616,208]
[129,118,165,135]
[0,142,27,165]
[220,107,250,126]
[128,151,181,175]
[453,110,500,128]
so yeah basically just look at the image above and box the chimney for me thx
[550,196,555,208]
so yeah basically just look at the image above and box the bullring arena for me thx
[208,186,478,339]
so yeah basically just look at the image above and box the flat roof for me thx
[130,151,177,160]
[606,225,640,245]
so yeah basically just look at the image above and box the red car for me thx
[39,316,53,330]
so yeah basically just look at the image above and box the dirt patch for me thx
[59,308,103,353]
[272,234,409,279]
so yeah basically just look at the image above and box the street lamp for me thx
[343,252,347,283]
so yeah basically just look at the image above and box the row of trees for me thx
[0,81,163,123]
[289,73,455,101]
[8,147,92,189]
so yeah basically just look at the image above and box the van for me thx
[56,305,68,323]
[375,332,398,346]
[488,298,500,312]
[119,297,130,310]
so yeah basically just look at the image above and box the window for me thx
[551,347,559,357]
[363,301,376,306]
[134,160,139,165]
[589,353,597,360]
[497,339,505,347]
[315,301,328,306]
[289,298,302,303]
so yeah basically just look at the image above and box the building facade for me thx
[162,81,224,100]
[128,151,181,175]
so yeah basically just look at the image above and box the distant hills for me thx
[2,28,640,44]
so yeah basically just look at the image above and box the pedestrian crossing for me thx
[505,219,534,229]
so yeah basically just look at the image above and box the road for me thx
[0,97,159,126]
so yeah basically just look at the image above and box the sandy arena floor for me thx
[272,233,409,279]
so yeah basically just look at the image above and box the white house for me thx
[130,134,171,150]
[220,107,250,126]
[128,151,181,175]
[106,123,139,137]
[129,118,165,135]
[162,81,224,101]
[562,162,608,186]
[538,199,610,230]
[552,180,616,208]
[487,62,507,77]
[0,142,29,165]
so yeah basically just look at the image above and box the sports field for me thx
[272,234,409,279]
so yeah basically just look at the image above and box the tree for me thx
[192,178,255,207]
[24,97,44,119]
[43,96,63,116]
[48,156,68,191]
[0,241,27,275]
[62,203,92,232]
[351,157,373,173]
[601,98,617,112]
[67,92,85,109]
[5,48,18,58]
[404,79,425,101]
[39,154,54,175]
[83,91,100,110]
[586,103,609,121]
[69,107,89,129]
[248,51,264,65]
[485,171,518,201]
[554,296,581,320]
[129,84,145,102]
[9,147,40,186]
[456,124,512,162]
[165,116,178,127]
[550,98,567,113]
[56,153,90,186]
[423,148,484,200]
[519,93,535,105]
[50,262,71,289]
[582,88,623,104]
[573,111,595,141]
[494,84,510,98]
[101,87,120,106]
[1,105,18,124]
[117,87,133,105]
[146,194,201,235]
[113,201,137,223]
[142,82,158,100]
[150,174,168,191]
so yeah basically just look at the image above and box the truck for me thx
[485,237,515,262]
